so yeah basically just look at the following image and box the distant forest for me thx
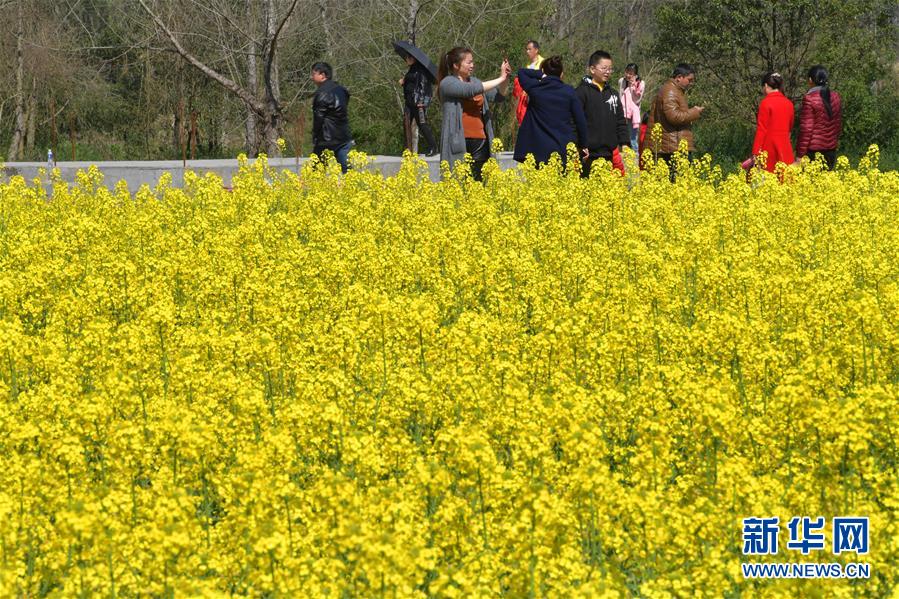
[2,0,898,166]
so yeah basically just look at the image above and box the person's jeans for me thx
[334,141,353,173]
[629,126,640,153]
[314,141,353,173]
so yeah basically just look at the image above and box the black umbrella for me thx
[392,40,438,83]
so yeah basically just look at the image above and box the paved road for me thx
[2,153,520,188]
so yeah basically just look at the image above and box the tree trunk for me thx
[143,50,151,159]
[217,87,227,155]
[7,0,26,161]
[25,79,36,158]
[265,0,281,104]
[173,107,181,154]
[553,0,574,53]
[220,87,228,153]
[49,96,57,161]
[173,57,184,153]
[259,109,280,157]
[190,110,198,160]
[68,112,76,161]
[623,0,642,62]
[894,5,899,59]
[317,1,333,56]
[179,99,187,165]
[595,3,606,43]
[262,0,284,156]
[406,0,420,43]
[245,0,259,156]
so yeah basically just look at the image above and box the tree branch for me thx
[263,0,300,108]
[137,0,264,115]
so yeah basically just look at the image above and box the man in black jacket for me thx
[575,50,630,177]
[399,55,438,156]
[311,62,354,173]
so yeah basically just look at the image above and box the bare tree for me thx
[137,0,300,155]
[245,0,258,153]
[622,0,645,62]
[7,0,25,160]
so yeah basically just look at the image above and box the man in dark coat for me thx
[513,56,587,167]
[575,50,630,177]
[311,62,354,173]
[400,55,438,156]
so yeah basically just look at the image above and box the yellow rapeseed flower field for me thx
[0,148,897,597]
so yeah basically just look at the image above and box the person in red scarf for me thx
[751,72,795,172]
[512,40,544,125]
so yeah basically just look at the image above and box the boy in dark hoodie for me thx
[575,50,630,177]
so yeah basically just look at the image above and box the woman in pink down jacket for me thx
[618,63,644,154]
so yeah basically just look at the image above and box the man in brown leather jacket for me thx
[646,63,704,173]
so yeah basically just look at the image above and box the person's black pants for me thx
[465,138,490,181]
[657,152,692,181]
[581,152,613,178]
[404,104,438,155]
[809,149,836,170]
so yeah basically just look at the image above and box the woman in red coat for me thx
[796,65,842,169]
[751,72,795,172]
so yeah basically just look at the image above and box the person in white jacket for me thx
[618,63,644,153]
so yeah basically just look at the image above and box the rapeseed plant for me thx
[0,148,897,596]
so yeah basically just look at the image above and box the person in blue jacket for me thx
[513,56,588,167]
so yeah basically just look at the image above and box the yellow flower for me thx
[0,151,896,596]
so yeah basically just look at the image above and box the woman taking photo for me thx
[513,56,588,167]
[618,63,644,154]
[438,47,511,181]
[751,71,795,172]
[796,65,842,169]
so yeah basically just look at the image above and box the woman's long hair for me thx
[808,65,833,119]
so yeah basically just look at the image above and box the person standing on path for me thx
[399,54,438,156]
[618,63,644,154]
[513,56,588,167]
[751,72,795,172]
[575,50,630,177]
[512,40,545,126]
[796,65,843,170]
[438,47,511,181]
[311,62,354,173]
[646,63,704,175]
